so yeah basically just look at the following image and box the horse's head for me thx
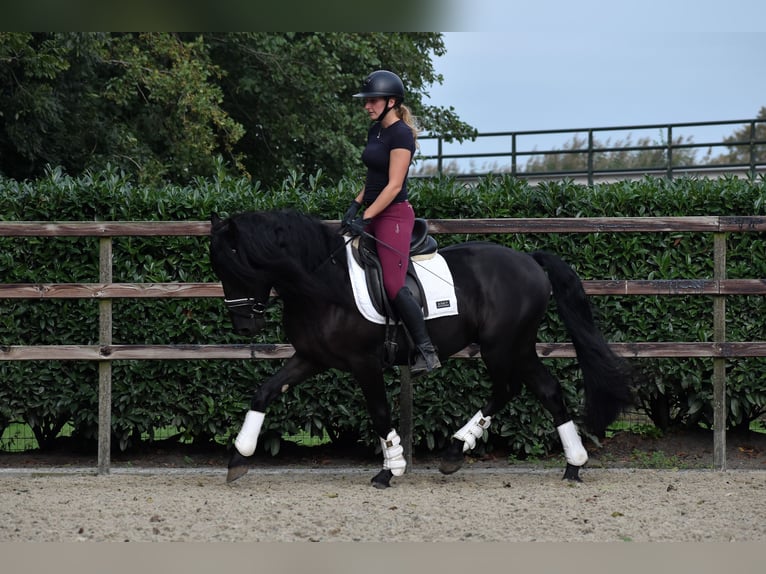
[210,213,272,337]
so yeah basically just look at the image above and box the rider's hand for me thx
[340,200,361,230]
[344,216,370,237]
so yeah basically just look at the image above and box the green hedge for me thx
[1,167,765,458]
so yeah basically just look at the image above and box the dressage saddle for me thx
[349,218,438,319]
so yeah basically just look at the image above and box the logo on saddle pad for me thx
[345,228,459,325]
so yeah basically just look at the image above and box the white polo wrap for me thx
[453,410,492,452]
[557,420,588,466]
[380,429,407,476]
[234,410,265,457]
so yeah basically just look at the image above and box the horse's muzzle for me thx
[231,315,266,337]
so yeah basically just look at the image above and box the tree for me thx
[0,33,243,184]
[523,133,703,175]
[0,32,76,180]
[0,33,475,186]
[101,33,246,183]
[198,32,475,185]
[710,106,766,168]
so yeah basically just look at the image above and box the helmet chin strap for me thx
[374,103,392,123]
[374,98,400,123]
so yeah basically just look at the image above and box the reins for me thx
[224,223,454,319]
[355,230,455,288]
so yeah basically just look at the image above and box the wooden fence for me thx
[2,216,766,473]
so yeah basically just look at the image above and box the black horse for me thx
[210,209,634,488]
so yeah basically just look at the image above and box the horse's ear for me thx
[211,213,228,235]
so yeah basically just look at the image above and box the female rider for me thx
[341,69,440,374]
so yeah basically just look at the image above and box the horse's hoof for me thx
[226,465,249,483]
[371,469,393,489]
[439,439,465,474]
[439,456,464,475]
[226,450,251,483]
[562,463,583,482]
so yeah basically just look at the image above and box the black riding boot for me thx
[392,287,441,373]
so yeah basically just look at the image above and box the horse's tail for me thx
[531,250,634,437]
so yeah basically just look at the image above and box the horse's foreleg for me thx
[233,410,265,456]
[356,369,405,488]
[371,429,406,489]
[227,356,322,484]
[227,449,255,483]
[226,410,266,482]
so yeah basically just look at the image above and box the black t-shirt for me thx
[361,119,415,206]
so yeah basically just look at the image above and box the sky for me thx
[421,0,766,167]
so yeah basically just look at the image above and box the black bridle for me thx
[223,297,267,319]
[221,230,350,320]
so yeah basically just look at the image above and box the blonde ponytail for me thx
[397,103,421,150]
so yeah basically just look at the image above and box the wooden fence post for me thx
[713,232,727,470]
[97,237,113,474]
[399,366,413,470]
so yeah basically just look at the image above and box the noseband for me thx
[224,297,267,319]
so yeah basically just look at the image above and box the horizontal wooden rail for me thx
[0,221,212,237]
[584,279,766,296]
[3,342,766,362]
[427,216,766,234]
[2,279,766,299]
[0,283,224,298]
[1,215,766,237]
[0,344,294,361]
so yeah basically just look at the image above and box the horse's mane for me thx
[213,209,351,306]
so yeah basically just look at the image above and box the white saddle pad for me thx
[345,237,459,325]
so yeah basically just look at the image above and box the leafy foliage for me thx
[0,33,244,185]
[711,106,766,167]
[0,33,475,187]
[523,133,708,174]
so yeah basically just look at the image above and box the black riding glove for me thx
[340,200,361,230]
[345,216,370,237]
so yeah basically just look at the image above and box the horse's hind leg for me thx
[439,349,517,475]
[439,347,588,482]
[439,412,494,475]
[520,355,588,481]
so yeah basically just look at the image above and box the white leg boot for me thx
[453,410,492,452]
[557,420,588,466]
[380,429,407,476]
[234,410,265,457]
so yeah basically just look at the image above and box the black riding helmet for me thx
[353,70,405,122]
[353,70,405,102]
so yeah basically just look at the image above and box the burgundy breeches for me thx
[365,200,415,300]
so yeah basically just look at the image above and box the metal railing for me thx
[415,118,766,185]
